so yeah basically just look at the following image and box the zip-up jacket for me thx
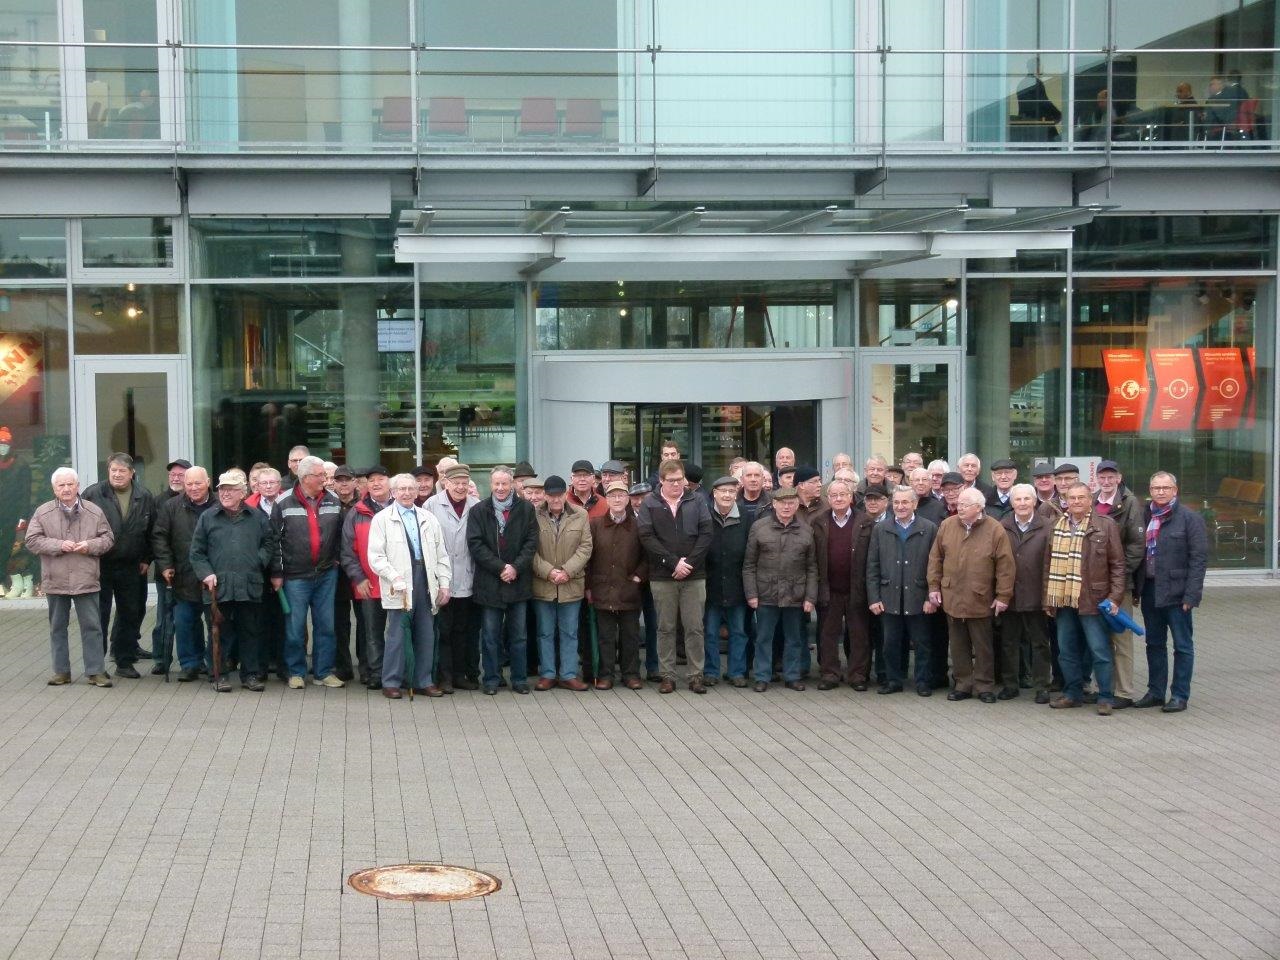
[340,495,389,599]
[82,478,156,565]
[152,494,218,601]
[270,487,343,579]
[635,489,713,581]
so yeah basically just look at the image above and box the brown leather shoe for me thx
[559,678,589,692]
[1096,702,1113,716]
[658,678,675,694]
[623,677,643,690]
[594,678,614,690]
[688,676,707,694]
[382,687,402,699]
[414,686,444,698]
[534,677,556,691]
[1050,697,1082,709]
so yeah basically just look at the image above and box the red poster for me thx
[1100,349,1149,432]
[1196,348,1249,430]
[1148,348,1199,431]
[1244,346,1257,427]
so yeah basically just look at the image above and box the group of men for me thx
[25,442,1206,714]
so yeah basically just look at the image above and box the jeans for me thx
[880,613,931,687]
[480,602,528,689]
[534,599,582,680]
[282,568,338,680]
[1141,581,1195,702]
[1054,607,1113,704]
[703,603,748,680]
[752,605,804,683]
[174,599,211,671]
[47,593,105,676]
[151,579,175,667]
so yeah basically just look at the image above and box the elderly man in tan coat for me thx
[25,467,116,687]
[532,475,593,691]
[927,487,1015,703]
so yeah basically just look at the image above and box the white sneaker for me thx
[287,676,305,689]
[316,674,345,688]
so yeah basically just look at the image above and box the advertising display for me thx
[1100,349,1149,432]
[1195,348,1249,431]
[1147,348,1199,431]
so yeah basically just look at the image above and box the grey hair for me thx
[296,455,325,479]
[1010,483,1036,500]
[864,454,888,468]
[927,459,950,473]
[1150,470,1178,487]
[490,464,514,482]
[389,472,417,492]
[957,488,987,509]
[50,466,78,485]
[826,479,854,496]
[892,485,919,504]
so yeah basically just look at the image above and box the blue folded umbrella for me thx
[1100,600,1145,636]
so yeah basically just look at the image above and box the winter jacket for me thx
[24,498,114,595]
[635,489,713,581]
[466,496,540,607]
[568,489,609,520]
[424,491,479,598]
[984,489,1015,521]
[742,514,817,608]
[1094,487,1146,576]
[1041,512,1126,616]
[812,510,878,605]
[367,503,453,615]
[531,503,593,603]
[587,510,648,612]
[704,504,749,608]
[189,506,275,603]
[926,514,1015,619]
[340,495,390,599]
[270,488,343,579]
[866,515,937,616]
[82,478,156,565]
[1000,512,1053,612]
[735,490,771,528]
[1136,500,1208,608]
[914,496,948,527]
[151,486,182,583]
[152,494,218,601]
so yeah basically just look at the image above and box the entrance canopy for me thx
[395,204,1095,281]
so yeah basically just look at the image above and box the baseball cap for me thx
[166,458,192,471]
[216,471,245,488]
[1097,460,1120,473]
[332,465,355,481]
[570,459,594,475]
[543,475,568,495]
[604,480,629,495]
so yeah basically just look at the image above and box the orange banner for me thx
[1100,349,1150,432]
[1148,348,1199,431]
[1196,348,1248,430]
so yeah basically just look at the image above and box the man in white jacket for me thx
[424,463,480,693]
[367,473,452,699]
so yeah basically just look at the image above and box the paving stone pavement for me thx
[0,587,1277,960]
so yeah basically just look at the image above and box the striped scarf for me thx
[1044,512,1089,608]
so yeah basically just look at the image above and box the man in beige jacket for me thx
[532,475,593,691]
[25,467,116,686]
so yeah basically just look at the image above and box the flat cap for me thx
[570,459,595,475]
[1097,459,1120,473]
[794,467,821,484]
[712,475,739,489]
[1053,462,1080,475]
[771,486,799,500]
[1032,462,1055,478]
[940,471,965,486]
[629,482,651,496]
[543,474,568,495]
[990,458,1017,471]
[600,459,627,474]
[863,483,890,499]
[522,475,545,490]
[443,463,471,480]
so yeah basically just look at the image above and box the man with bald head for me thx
[152,465,219,681]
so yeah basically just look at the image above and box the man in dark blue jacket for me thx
[703,476,750,686]
[1134,471,1207,713]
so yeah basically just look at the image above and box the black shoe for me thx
[946,690,972,701]
[978,692,997,704]
[114,664,141,679]
[1034,690,1050,704]
[482,685,498,696]
[1133,693,1165,708]
[850,681,868,692]
[150,664,166,676]
[243,676,266,692]
[133,647,153,660]
[817,679,839,691]
[1161,698,1187,713]
[784,680,805,692]
[877,682,903,695]
[366,680,382,691]
[453,677,479,691]
[996,687,1019,700]
[916,684,932,697]
[513,683,530,695]
[177,667,200,682]
[753,681,768,692]
[1082,691,1098,704]
[1111,696,1134,710]
[213,676,232,693]
[646,673,663,683]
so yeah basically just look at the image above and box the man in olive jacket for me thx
[927,487,1015,702]
[531,475,593,690]
[743,487,817,692]
[867,486,938,696]
[587,481,648,689]
[467,465,539,695]
[190,471,277,691]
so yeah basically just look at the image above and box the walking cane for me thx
[205,583,224,691]
[402,590,414,701]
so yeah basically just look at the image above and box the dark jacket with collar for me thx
[984,487,1015,521]
[636,488,713,581]
[467,495,539,607]
[587,508,648,611]
[189,505,275,603]
[736,489,772,527]
[1136,500,1208,608]
[270,487,343,579]
[82,478,155,565]
[866,514,937,616]
[1094,487,1146,576]
[1041,511,1126,616]
[152,493,218,601]
[1000,511,1052,612]
[743,513,817,608]
[812,509,879,605]
[915,495,948,526]
[704,503,749,607]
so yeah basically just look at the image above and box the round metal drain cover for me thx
[348,864,501,902]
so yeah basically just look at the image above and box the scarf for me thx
[1146,499,1175,573]
[492,492,514,537]
[1044,512,1088,608]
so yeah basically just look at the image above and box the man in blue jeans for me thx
[531,475,593,691]
[1135,471,1207,713]
[270,456,344,689]
[703,476,750,686]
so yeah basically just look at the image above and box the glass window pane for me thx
[92,371,169,488]
[82,218,174,270]
[73,284,180,353]
[1074,216,1275,271]
[858,279,959,347]
[1115,0,1275,50]
[0,0,62,142]
[421,0,622,47]
[190,219,409,278]
[867,364,950,466]
[1071,277,1274,569]
[0,219,66,278]
[188,0,408,46]
[84,0,159,140]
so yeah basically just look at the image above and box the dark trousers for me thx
[947,615,995,694]
[217,600,263,680]
[1141,580,1196,702]
[929,611,951,686]
[151,579,175,667]
[333,575,367,681]
[359,599,388,682]
[578,602,597,681]
[99,561,147,665]
[263,586,286,678]
[437,595,480,684]
[641,585,659,676]
[595,608,641,680]
[819,592,870,683]
[880,613,931,686]
[999,610,1051,691]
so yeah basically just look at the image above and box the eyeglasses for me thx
[662,476,685,484]
[1150,485,1175,492]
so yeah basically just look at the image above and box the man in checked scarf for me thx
[1043,482,1126,716]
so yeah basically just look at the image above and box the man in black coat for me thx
[704,476,750,686]
[152,466,218,681]
[467,465,539,695]
[82,452,156,678]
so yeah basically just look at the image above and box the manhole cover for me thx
[348,864,501,902]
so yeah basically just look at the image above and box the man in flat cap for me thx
[412,464,437,507]
[703,475,750,687]
[568,459,608,520]
[744,486,817,692]
[587,479,646,689]
[984,459,1018,520]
